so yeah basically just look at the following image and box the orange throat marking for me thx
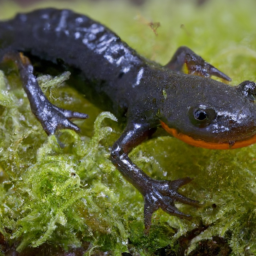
[160,121,256,150]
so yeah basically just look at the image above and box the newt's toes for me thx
[143,177,200,232]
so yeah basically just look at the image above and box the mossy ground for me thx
[1,0,256,255]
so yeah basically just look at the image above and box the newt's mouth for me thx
[160,121,256,150]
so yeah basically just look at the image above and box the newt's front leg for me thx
[3,52,88,135]
[166,46,231,81]
[111,121,200,233]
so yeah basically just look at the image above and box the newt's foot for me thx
[166,46,231,81]
[144,177,200,233]
[185,54,231,81]
[34,102,88,135]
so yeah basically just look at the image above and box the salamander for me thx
[1,8,256,232]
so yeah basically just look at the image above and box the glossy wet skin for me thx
[2,8,256,146]
[1,8,256,231]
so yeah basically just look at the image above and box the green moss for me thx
[1,0,256,255]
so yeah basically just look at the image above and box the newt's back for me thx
[0,8,148,114]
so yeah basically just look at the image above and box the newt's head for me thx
[160,75,256,149]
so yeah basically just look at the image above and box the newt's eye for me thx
[194,109,207,121]
[189,106,216,127]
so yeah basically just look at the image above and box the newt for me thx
[1,8,256,232]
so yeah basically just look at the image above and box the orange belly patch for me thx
[160,121,256,150]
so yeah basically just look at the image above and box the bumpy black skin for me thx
[1,8,256,231]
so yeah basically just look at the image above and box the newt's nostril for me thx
[238,80,256,101]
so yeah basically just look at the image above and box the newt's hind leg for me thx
[2,52,88,135]
[165,46,231,81]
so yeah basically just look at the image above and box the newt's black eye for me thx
[189,106,216,127]
[194,109,207,121]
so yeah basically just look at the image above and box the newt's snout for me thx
[238,80,256,101]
